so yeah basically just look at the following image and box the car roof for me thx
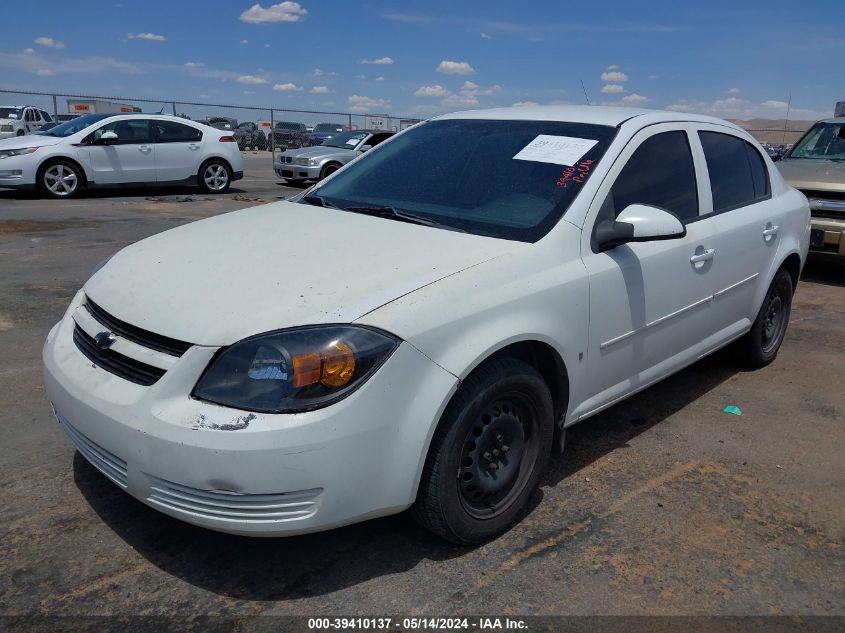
[434,105,744,130]
[815,117,845,124]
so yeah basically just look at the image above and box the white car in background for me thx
[0,105,54,139]
[43,106,809,544]
[0,113,243,198]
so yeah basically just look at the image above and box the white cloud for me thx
[415,84,450,97]
[239,2,307,24]
[600,70,628,82]
[727,87,741,94]
[375,76,385,81]
[243,90,255,95]
[355,74,366,80]
[361,57,394,65]
[237,74,268,84]
[36,68,54,76]
[240,39,249,44]
[273,82,303,91]
[512,101,540,108]
[481,32,491,39]
[606,64,619,70]
[22,48,35,54]
[381,12,429,23]
[459,80,500,96]
[664,97,823,120]
[312,68,324,76]
[184,61,204,68]
[348,95,392,113]
[265,43,271,48]
[601,84,625,94]
[437,60,475,75]
[620,93,650,105]
[309,85,330,94]
[761,100,789,110]
[34,37,65,49]
[441,93,479,108]
[127,32,166,41]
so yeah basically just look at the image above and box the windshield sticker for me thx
[7,113,17,119]
[346,138,359,146]
[514,135,598,166]
[556,159,594,188]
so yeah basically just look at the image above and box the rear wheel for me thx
[734,268,793,367]
[197,160,232,194]
[411,357,554,544]
[39,160,82,199]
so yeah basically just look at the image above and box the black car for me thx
[234,122,268,151]
[308,122,345,146]
[271,121,309,151]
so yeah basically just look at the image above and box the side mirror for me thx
[95,130,119,145]
[359,144,373,152]
[594,204,686,252]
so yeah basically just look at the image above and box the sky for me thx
[1,0,842,124]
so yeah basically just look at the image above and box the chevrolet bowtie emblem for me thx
[94,331,117,350]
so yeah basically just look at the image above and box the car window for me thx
[368,133,394,147]
[313,118,618,242]
[89,119,152,144]
[154,120,203,143]
[600,130,700,224]
[788,122,845,160]
[699,131,769,212]
[39,110,52,122]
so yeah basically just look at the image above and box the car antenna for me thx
[781,93,792,146]
[580,79,591,105]
[157,104,166,114]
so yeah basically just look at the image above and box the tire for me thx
[319,163,341,180]
[411,357,554,544]
[38,159,83,199]
[197,159,232,194]
[16,130,25,136]
[734,267,793,367]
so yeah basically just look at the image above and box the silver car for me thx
[274,130,394,183]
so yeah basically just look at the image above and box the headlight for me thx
[193,325,399,413]
[0,147,38,159]
[294,157,317,166]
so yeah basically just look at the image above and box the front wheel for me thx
[734,268,793,367]
[39,160,83,199]
[197,160,232,194]
[411,357,554,544]
[319,163,341,180]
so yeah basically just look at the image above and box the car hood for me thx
[0,133,63,148]
[281,146,355,160]
[777,158,845,191]
[84,201,506,346]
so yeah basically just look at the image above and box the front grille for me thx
[801,189,845,202]
[58,413,128,488]
[86,298,192,357]
[147,475,322,523]
[73,324,165,386]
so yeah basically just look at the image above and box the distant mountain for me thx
[729,118,816,145]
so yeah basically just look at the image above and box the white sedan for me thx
[43,106,810,544]
[0,113,243,198]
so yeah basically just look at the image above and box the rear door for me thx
[84,119,156,184]
[693,127,782,335]
[150,119,204,182]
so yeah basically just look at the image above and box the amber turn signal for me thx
[291,342,356,389]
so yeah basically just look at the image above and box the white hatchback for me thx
[0,113,243,198]
[43,106,810,544]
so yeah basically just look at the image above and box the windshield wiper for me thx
[301,194,339,209]
[342,205,466,232]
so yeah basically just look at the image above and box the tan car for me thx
[777,117,845,259]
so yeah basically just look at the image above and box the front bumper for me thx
[274,161,321,180]
[0,155,37,188]
[809,215,845,257]
[43,292,458,536]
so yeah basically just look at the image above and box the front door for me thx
[85,119,156,184]
[576,125,721,419]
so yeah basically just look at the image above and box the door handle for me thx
[763,225,780,238]
[138,145,152,153]
[690,248,716,264]
[188,143,200,150]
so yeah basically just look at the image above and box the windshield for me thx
[38,113,115,137]
[210,122,233,130]
[0,107,22,119]
[310,118,617,241]
[275,122,302,130]
[321,131,368,148]
[314,123,344,133]
[788,122,845,161]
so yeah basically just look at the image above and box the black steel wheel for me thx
[412,357,554,544]
[734,267,793,367]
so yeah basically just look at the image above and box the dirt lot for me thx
[1,152,843,626]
